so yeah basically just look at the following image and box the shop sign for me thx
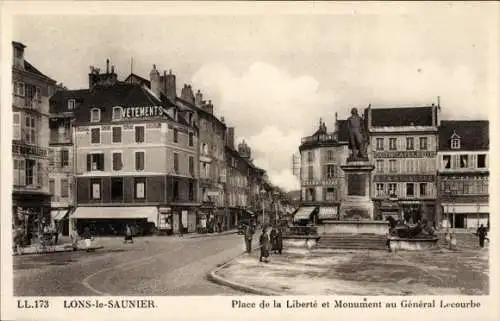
[374,174,435,182]
[374,151,436,158]
[122,106,163,119]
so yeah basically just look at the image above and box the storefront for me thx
[12,192,51,244]
[70,206,158,236]
[441,203,489,230]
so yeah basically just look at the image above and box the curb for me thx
[187,230,239,239]
[14,245,104,256]
[206,247,280,296]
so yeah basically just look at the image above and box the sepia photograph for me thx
[1,1,498,320]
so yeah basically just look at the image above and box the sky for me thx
[11,3,498,191]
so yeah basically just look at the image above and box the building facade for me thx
[436,121,489,230]
[72,77,199,235]
[12,41,57,235]
[296,118,349,222]
[48,88,89,235]
[367,105,440,226]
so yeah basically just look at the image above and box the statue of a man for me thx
[347,107,367,160]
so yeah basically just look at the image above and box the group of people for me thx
[243,224,283,263]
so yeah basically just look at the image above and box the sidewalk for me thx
[186,229,238,239]
[210,236,489,295]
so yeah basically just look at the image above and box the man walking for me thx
[476,224,488,248]
[244,225,253,254]
[259,226,270,263]
[276,227,283,255]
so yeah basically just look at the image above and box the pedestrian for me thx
[218,221,222,233]
[259,226,270,263]
[179,220,184,237]
[270,226,277,254]
[70,227,79,251]
[476,224,488,248]
[276,227,283,255]
[82,226,92,252]
[124,224,134,243]
[244,225,253,254]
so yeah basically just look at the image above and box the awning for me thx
[380,201,400,211]
[51,209,69,221]
[318,206,338,219]
[71,207,158,224]
[293,207,316,221]
[442,203,489,214]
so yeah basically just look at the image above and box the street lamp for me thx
[272,191,280,225]
[259,188,266,226]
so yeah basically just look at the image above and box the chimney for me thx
[227,127,235,149]
[165,69,177,101]
[437,96,441,108]
[111,65,115,74]
[106,59,110,74]
[181,84,195,104]
[195,90,203,107]
[12,41,26,69]
[203,100,214,114]
[220,116,225,123]
[149,64,161,97]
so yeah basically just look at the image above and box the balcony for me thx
[50,132,72,144]
[13,95,42,111]
[12,142,48,158]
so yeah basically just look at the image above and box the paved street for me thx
[14,233,252,296]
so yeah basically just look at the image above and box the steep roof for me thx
[370,106,434,127]
[24,60,56,83]
[49,89,90,114]
[438,120,489,151]
[80,82,161,109]
[124,73,151,88]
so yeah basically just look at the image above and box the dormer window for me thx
[450,131,461,149]
[112,106,123,121]
[68,99,75,111]
[90,108,101,122]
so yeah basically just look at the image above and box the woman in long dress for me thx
[259,227,270,263]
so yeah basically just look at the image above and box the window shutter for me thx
[87,154,91,171]
[99,154,104,170]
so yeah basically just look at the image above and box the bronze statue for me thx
[346,108,368,160]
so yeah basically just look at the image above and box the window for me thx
[174,153,179,173]
[111,178,124,201]
[189,156,194,175]
[376,183,385,197]
[327,150,335,162]
[25,115,37,144]
[112,152,122,171]
[376,138,384,150]
[389,159,397,173]
[325,165,336,178]
[173,128,178,143]
[405,159,414,173]
[189,133,194,146]
[90,108,101,122]
[87,153,104,171]
[477,154,486,168]
[443,155,451,169]
[307,166,313,180]
[188,182,194,201]
[91,128,100,144]
[90,179,101,200]
[325,188,335,201]
[25,159,36,186]
[112,126,122,143]
[60,149,69,167]
[389,138,397,150]
[406,183,414,197]
[68,99,76,111]
[307,151,313,162]
[13,112,21,140]
[135,151,145,171]
[460,155,468,168]
[419,183,427,197]
[376,160,384,173]
[61,178,69,198]
[48,150,55,167]
[451,138,460,149]
[14,47,22,58]
[49,179,55,196]
[173,181,179,200]
[135,126,145,143]
[14,81,25,96]
[112,106,122,121]
[14,159,25,185]
[134,178,146,199]
[307,188,315,201]
[388,183,397,196]
[406,137,414,150]
[419,137,428,150]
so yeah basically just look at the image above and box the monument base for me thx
[388,236,439,251]
[318,220,388,235]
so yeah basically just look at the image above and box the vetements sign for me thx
[121,106,163,119]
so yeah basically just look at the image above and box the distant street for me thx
[14,233,250,296]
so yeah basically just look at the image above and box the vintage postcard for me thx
[1,1,498,321]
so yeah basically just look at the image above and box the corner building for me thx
[72,81,198,235]
[436,121,489,230]
[12,41,57,234]
[366,105,440,226]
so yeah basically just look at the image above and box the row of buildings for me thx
[12,41,288,237]
[296,105,489,230]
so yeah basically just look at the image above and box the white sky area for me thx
[12,4,497,191]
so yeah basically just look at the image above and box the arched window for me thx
[112,106,123,121]
[90,108,101,122]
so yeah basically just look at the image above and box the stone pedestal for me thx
[339,161,375,220]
